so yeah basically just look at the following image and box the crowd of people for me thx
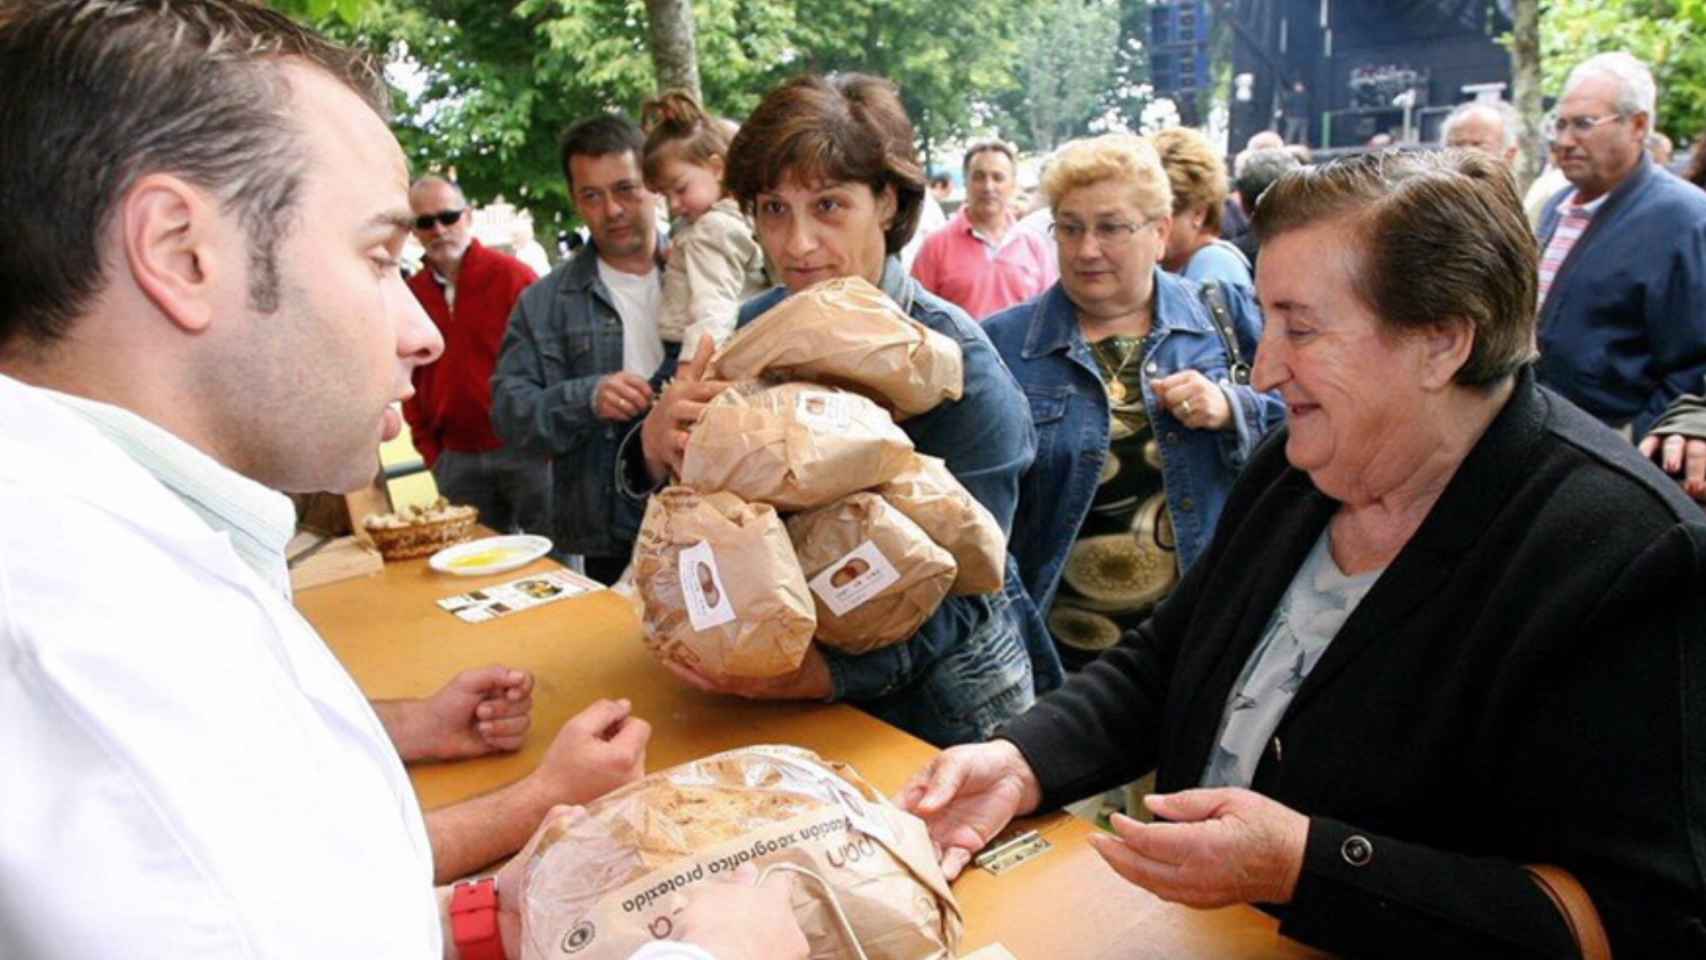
[3,2,1704,959]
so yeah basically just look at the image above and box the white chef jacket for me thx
[0,373,440,958]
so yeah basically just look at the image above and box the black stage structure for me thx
[1149,0,1514,152]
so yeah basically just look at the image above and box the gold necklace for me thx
[1092,336,1142,403]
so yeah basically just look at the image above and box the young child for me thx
[640,91,770,355]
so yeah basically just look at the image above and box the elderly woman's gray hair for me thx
[1251,149,1538,387]
[1439,100,1520,153]
[1232,148,1300,214]
[1565,52,1657,121]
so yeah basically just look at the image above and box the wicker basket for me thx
[365,509,479,561]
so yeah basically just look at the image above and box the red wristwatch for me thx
[450,877,505,960]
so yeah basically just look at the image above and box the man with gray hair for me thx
[403,174,551,539]
[1439,99,1520,167]
[1226,147,1301,266]
[1535,51,1706,437]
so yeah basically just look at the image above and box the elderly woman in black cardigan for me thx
[901,150,1706,958]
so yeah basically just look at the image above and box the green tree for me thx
[274,0,1031,236]
[997,0,1122,151]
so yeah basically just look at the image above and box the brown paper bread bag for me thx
[633,487,815,681]
[518,745,963,960]
[680,382,914,512]
[709,276,964,420]
[877,454,1006,595]
[786,493,957,655]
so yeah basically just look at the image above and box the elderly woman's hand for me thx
[897,739,1043,880]
[1638,431,1706,501]
[1086,788,1309,907]
[640,335,731,484]
[1153,370,1233,431]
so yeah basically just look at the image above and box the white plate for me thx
[429,535,553,577]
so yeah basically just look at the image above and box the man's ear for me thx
[121,174,229,334]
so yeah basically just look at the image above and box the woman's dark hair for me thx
[639,90,732,191]
[725,73,925,256]
[1252,149,1538,387]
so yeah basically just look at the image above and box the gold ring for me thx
[1180,400,1193,418]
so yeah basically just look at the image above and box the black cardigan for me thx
[1002,370,1706,957]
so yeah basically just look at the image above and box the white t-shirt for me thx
[598,258,665,378]
[0,373,439,959]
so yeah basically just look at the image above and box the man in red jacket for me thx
[404,176,551,535]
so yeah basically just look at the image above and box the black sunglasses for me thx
[414,209,464,230]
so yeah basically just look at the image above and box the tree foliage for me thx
[272,0,1134,233]
[993,0,1122,152]
[1539,0,1706,140]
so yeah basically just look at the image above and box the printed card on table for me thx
[436,569,600,623]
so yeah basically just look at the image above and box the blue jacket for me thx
[1537,156,1706,436]
[490,240,673,559]
[984,272,1284,616]
[617,259,1064,746]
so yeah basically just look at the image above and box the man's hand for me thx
[380,665,534,763]
[640,335,729,483]
[896,739,1043,879]
[1086,788,1309,908]
[1153,370,1233,431]
[662,645,833,702]
[1639,432,1706,501]
[524,698,650,807]
[595,371,656,422]
[671,863,809,960]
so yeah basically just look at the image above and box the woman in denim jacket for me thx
[624,73,1063,745]
[985,135,1284,668]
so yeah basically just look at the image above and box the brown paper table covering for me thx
[297,554,1326,960]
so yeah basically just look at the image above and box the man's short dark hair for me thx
[0,0,387,354]
[1233,148,1301,212]
[560,114,645,190]
[963,140,1017,175]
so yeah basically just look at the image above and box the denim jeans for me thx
[432,447,552,537]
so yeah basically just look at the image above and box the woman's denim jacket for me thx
[984,271,1285,615]
[617,258,1064,746]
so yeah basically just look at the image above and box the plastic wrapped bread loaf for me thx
[518,746,962,960]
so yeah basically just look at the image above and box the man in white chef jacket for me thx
[0,3,804,958]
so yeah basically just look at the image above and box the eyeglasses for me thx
[1550,114,1624,138]
[413,209,464,230]
[1048,220,1150,250]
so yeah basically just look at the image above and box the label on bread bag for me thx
[678,540,736,631]
[793,389,852,432]
[808,540,900,617]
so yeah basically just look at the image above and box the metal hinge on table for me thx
[974,829,1051,876]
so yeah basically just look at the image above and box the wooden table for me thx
[299,556,1324,959]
